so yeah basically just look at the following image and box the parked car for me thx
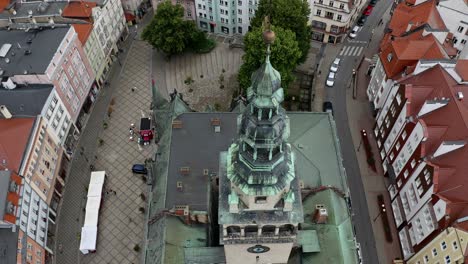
[357,15,367,26]
[364,5,373,16]
[326,72,335,87]
[370,0,377,6]
[330,58,341,72]
[323,101,334,115]
[132,164,148,174]
[349,26,360,39]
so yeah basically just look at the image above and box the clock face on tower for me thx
[247,245,270,254]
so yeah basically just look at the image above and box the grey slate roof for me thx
[0,26,69,77]
[0,170,11,220]
[0,1,68,19]
[0,84,53,118]
[0,227,18,264]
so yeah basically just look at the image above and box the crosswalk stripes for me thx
[348,40,367,44]
[339,45,364,57]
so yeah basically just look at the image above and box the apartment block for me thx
[407,227,468,264]
[372,64,468,260]
[309,0,366,43]
[0,117,59,263]
[367,0,456,110]
[62,0,128,88]
[0,25,95,138]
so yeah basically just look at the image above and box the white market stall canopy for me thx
[80,171,106,254]
[79,226,98,254]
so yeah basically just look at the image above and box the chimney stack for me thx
[313,204,328,224]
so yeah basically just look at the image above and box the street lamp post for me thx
[357,129,367,152]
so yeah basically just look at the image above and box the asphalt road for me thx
[324,0,394,263]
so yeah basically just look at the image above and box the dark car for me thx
[370,0,377,6]
[357,16,367,26]
[364,5,373,15]
[323,101,333,115]
[132,164,147,174]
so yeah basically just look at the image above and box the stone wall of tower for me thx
[224,243,293,264]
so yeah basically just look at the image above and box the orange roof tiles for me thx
[0,0,10,10]
[380,0,447,51]
[62,1,96,19]
[0,118,35,172]
[73,24,93,45]
[380,34,449,78]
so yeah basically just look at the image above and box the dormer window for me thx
[387,53,393,62]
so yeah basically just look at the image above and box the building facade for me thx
[407,227,468,264]
[437,0,468,59]
[152,0,195,21]
[63,0,127,88]
[0,26,95,128]
[0,117,59,263]
[309,0,365,43]
[367,0,453,109]
[372,64,468,260]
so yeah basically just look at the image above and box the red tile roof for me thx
[0,118,35,172]
[401,65,468,225]
[380,0,447,51]
[62,1,96,19]
[392,0,445,34]
[380,34,449,78]
[72,24,93,45]
[0,0,10,10]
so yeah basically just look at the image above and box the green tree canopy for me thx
[250,0,311,63]
[238,25,302,91]
[142,2,192,55]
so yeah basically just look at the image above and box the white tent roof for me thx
[87,171,105,197]
[84,196,101,227]
[79,226,98,254]
[87,183,103,198]
[90,171,105,185]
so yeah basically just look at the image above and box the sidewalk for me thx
[345,6,403,264]
[54,14,154,264]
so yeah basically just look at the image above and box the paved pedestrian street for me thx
[55,36,153,264]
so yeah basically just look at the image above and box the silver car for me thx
[330,58,341,72]
[326,72,335,87]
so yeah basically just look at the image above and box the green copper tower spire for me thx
[226,24,296,211]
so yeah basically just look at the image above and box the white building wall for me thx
[408,202,437,246]
[391,121,424,176]
[376,83,399,127]
[437,0,468,57]
[41,89,72,146]
[383,104,407,153]
[399,162,433,221]
[19,183,49,249]
[367,58,387,104]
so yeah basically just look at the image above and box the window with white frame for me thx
[445,255,451,264]
[432,248,437,256]
[457,26,464,33]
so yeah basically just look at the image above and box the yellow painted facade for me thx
[407,227,468,264]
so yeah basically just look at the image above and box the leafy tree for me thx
[142,2,192,56]
[238,26,302,91]
[250,0,311,63]
[142,1,215,55]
